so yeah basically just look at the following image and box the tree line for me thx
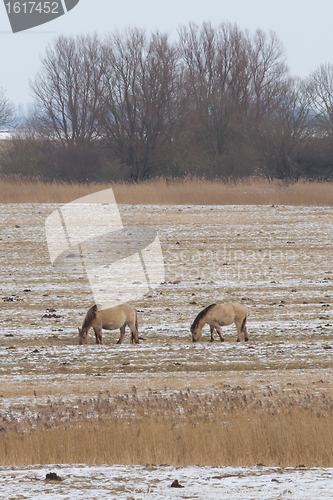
[1,22,333,182]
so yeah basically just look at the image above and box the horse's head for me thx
[78,327,88,345]
[191,324,202,342]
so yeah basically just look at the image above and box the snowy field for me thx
[1,464,333,499]
[0,203,333,494]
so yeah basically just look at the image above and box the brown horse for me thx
[191,303,248,343]
[78,303,139,345]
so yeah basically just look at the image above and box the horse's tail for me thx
[241,314,247,332]
[131,309,138,344]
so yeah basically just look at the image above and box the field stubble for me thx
[0,203,333,467]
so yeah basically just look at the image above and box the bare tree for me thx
[100,28,185,180]
[258,78,312,179]
[30,34,106,146]
[0,87,16,128]
[305,63,333,138]
[179,22,253,175]
[248,29,289,135]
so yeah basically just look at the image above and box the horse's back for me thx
[99,303,136,329]
[214,302,247,322]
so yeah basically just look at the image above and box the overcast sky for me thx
[1,0,333,109]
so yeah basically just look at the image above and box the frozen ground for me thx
[1,204,332,393]
[0,464,333,499]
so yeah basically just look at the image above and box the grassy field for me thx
[0,200,333,467]
[1,176,333,205]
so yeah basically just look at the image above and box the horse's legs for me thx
[117,325,126,344]
[213,323,224,342]
[128,320,139,344]
[235,320,244,342]
[210,325,215,342]
[94,328,103,344]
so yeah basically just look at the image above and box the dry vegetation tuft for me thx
[1,176,333,205]
[1,390,333,467]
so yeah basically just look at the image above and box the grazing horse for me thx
[191,303,248,343]
[78,303,139,345]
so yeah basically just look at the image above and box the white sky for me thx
[1,0,333,108]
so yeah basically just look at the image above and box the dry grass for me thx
[1,390,333,467]
[3,412,333,467]
[1,177,333,205]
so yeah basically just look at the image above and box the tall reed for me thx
[1,177,333,205]
[1,410,332,467]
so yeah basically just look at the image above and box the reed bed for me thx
[1,390,333,467]
[2,412,332,467]
[0,177,333,205]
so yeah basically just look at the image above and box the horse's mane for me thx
[191,303,216,329]
[82,304,98,330]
